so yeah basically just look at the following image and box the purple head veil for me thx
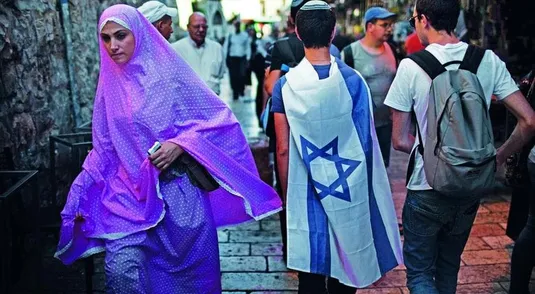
[55,4,282,264]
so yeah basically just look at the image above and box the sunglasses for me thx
[409,15,419,28]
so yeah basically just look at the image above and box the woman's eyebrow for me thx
[113,30,127,36]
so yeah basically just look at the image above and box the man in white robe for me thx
[172,13,225,95]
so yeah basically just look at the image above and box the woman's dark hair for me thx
[295,8,336,49]
[415,0,460,35]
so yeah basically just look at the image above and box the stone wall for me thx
[1,0,70,169]
[0,0,144,169]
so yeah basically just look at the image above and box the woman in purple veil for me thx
[55,4,282,293]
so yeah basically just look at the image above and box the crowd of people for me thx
[52,0,535,293]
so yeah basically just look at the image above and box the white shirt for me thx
[172,37,225,95]
[529,147,535,164]
[223,32,251,60]
[384,42,519,190]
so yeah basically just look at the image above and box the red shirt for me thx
[405,32,425,55]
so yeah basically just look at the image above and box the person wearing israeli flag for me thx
[271,1,403,292]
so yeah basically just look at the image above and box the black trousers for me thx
[254,68,265,124]
[375,124,392,168]
[272,153,287,264]
[227,57,247,99]
[509,161,535,294]
[298,272,357,294]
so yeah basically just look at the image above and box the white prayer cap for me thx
[137,1,177,23]
[300,0,331,11]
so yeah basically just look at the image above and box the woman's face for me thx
[100,21,135,64]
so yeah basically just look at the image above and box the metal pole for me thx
[60,0,81,127]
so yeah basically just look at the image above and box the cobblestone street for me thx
[12,75,535,293]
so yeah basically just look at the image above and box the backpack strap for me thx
[405,49,445,163]
[405,49,445,161]
[343,44,354,69]
[405,50,447,185]
[406,114,425,185]
[459,45,486,74]
[407,50,446,80]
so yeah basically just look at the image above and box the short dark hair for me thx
[415,0,460,34]
[295,8,336,49]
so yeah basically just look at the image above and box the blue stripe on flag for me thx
[337,59,398,275]
[307,177,331,275]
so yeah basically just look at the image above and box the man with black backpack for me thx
[385,0,535,293]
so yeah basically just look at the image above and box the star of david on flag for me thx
[300,136,361,202]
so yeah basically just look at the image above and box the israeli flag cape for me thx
[282,57,403,288]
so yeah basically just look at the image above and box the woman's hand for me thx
[149,141,184,170]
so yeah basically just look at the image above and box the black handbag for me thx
[505,152,530,188]
[177,153,219,192]
[148,142,219,192]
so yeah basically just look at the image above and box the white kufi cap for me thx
[137,1,178,23]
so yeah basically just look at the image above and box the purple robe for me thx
[55,5,282,292]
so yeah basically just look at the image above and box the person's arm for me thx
[391,109,415,154]
[496,90,535,165]
[210,44,226,95]
[149,141,184,170]
[270,78,288,199]
[489,52,535,165]
[265,70,281,97]
[274,113,290,202]
[216,44,226,79]
[384,59,417,153]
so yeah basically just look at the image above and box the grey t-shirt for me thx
[345,41,397,127]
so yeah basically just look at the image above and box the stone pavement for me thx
[12,75,535,293]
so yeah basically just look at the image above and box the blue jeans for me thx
[403,189,480,294]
